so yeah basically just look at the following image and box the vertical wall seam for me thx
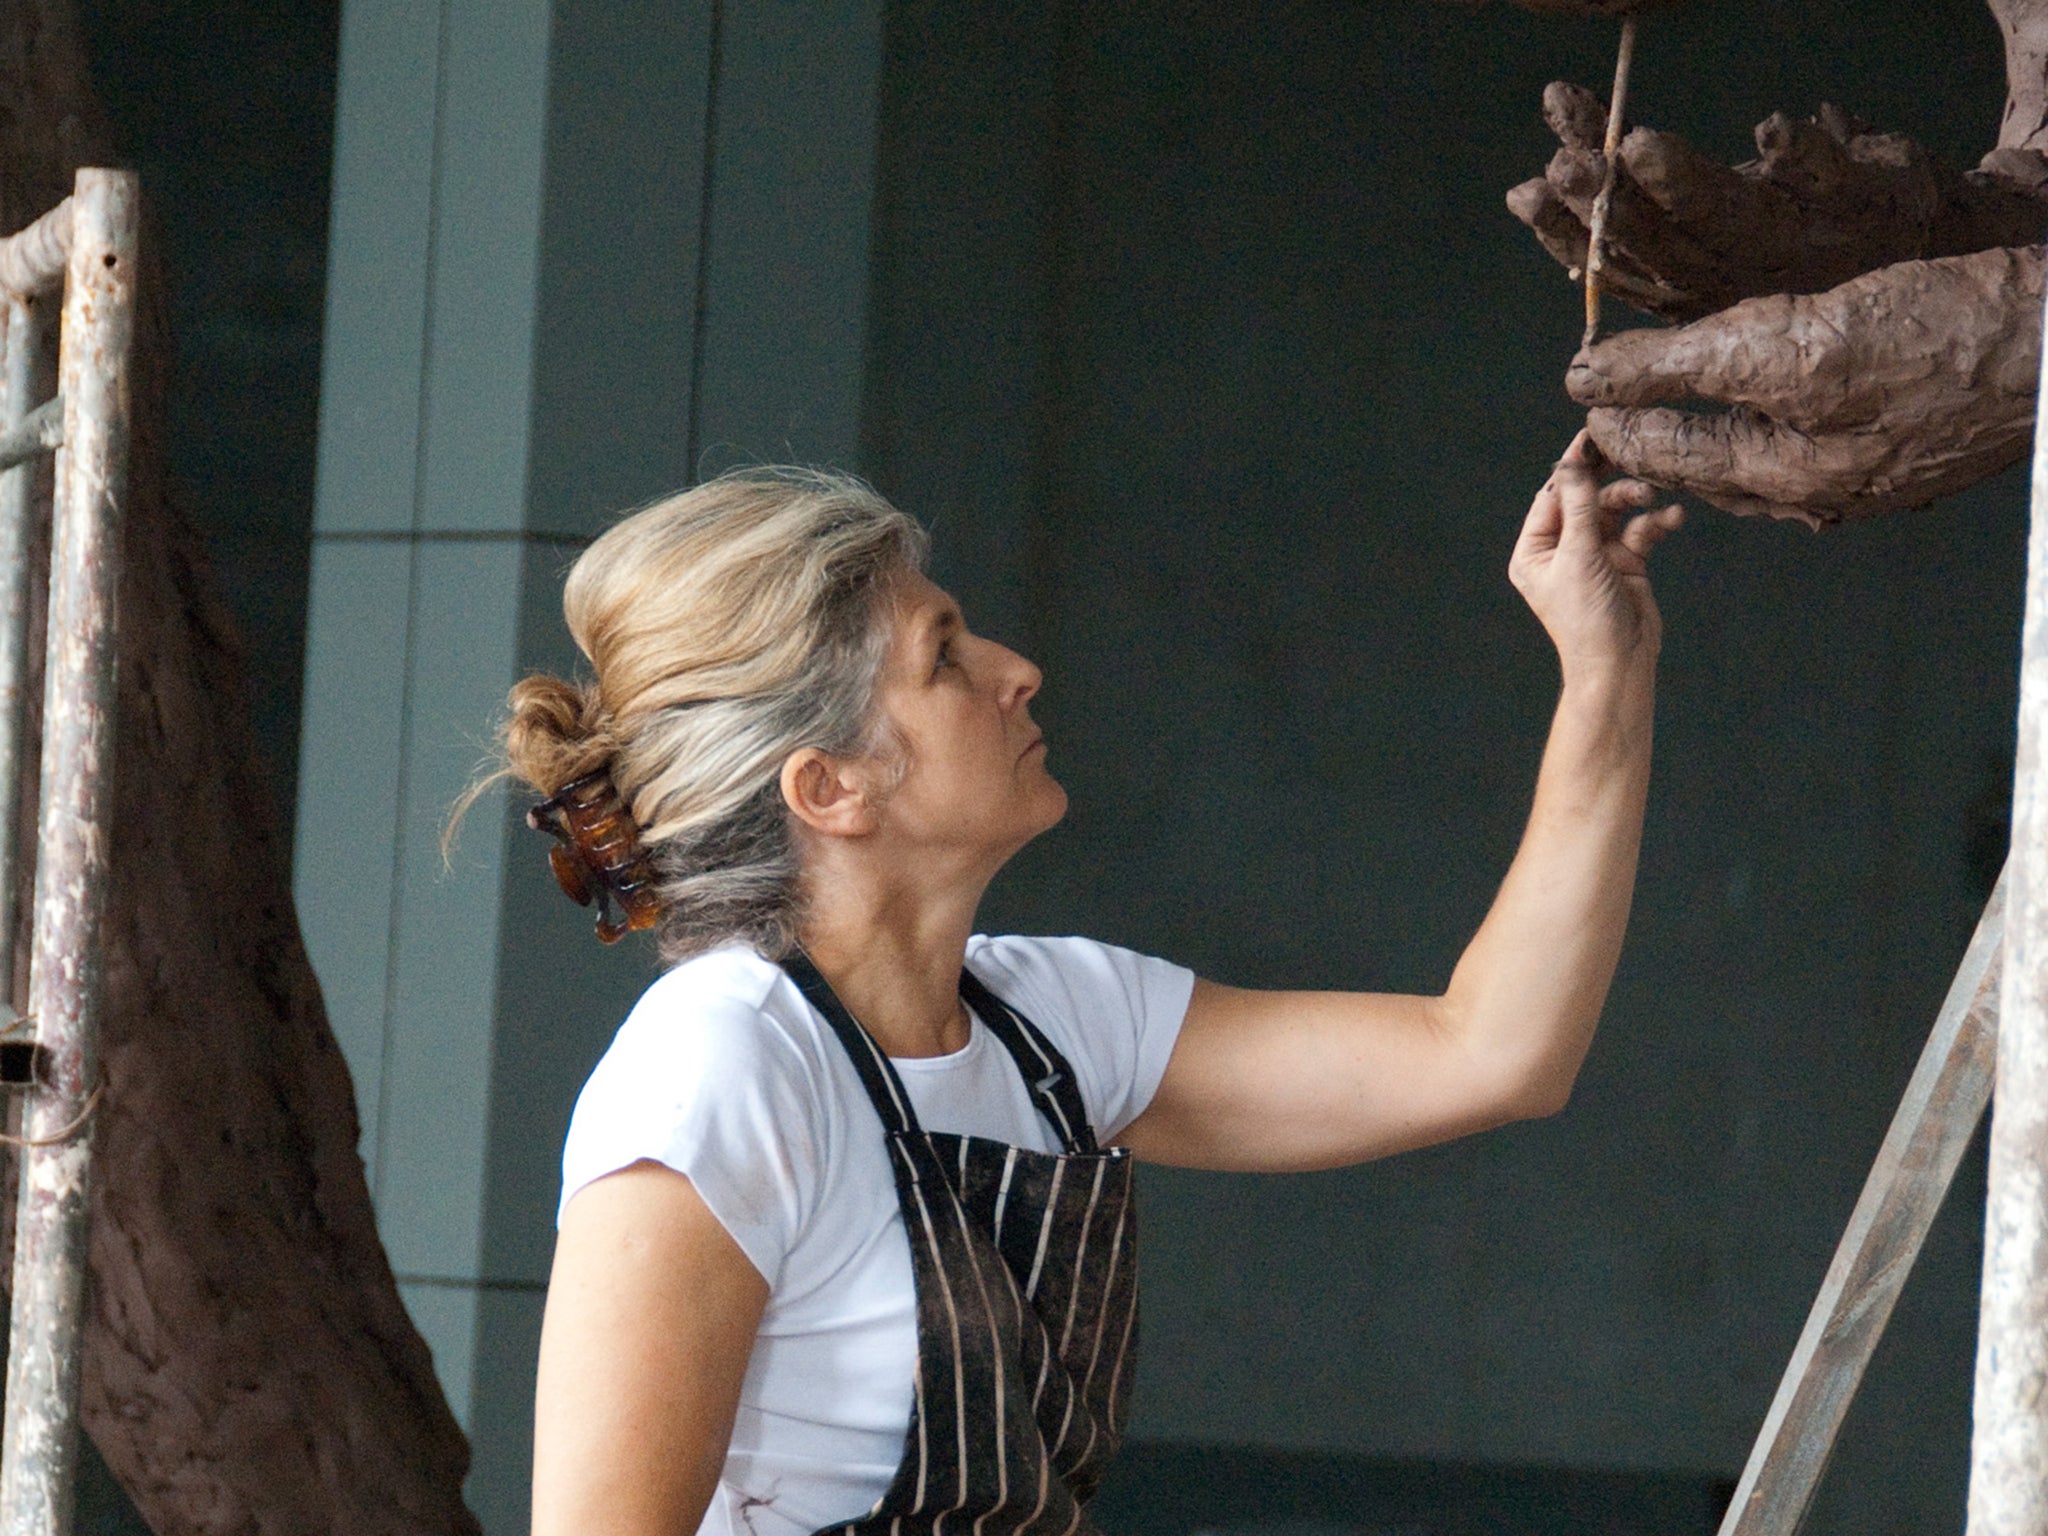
[684,0,724,486]
[375,0,455,1204]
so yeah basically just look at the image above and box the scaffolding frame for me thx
[0,170,137,1536]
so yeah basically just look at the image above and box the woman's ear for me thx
[781,748,878,838]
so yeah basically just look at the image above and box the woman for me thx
[514,432,1681,1536]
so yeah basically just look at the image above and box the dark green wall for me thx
[865,2,2025,1530]
[79,0,336,830]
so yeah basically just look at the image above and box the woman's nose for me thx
[998,645,1042,708]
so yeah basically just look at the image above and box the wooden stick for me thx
[1583,12,1639,349]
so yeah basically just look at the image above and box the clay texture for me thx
[1571,247,2044,524]
[0,3,479,1532]
[1508,0,2048,524]
[1511,86,2048,323]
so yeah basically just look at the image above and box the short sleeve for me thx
[558,970,823,1286]
[965,935,1194,1140]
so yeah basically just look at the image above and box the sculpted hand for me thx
[1567,245,2045,525]
[1510,430,1684,678]
[1509,86,2048,322]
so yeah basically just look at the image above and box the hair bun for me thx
[504,674,613,797]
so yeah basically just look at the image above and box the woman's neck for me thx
[796,859,989,1059]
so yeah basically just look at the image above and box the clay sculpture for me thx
[1500,0,2048,523]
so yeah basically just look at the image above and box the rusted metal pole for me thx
[0,205,71,307]
[1967,247,2048,1536]
[0,169,135,1536]
[0,294,51,1008]
[1723,869,2003,1536]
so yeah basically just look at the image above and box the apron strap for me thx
[780,949,926,1137]
[780,952,1104,1154]
[959,968,1100,1156]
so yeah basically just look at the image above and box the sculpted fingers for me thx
[1508,176,1589,271]
[1586,405,2029,525]
[1542,81,1606,154]
[1571,247,2046,433]
[1586,406,1850,526]
[1568,295,1807,417]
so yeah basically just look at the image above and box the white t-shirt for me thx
[558,934,1195,1536]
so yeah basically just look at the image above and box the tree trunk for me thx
[0,3,481,1532]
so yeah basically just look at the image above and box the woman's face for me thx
[863,571,1068,866]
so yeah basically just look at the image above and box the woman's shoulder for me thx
[607,944,822,1072]
[965,933,1192,1021]
[561,944,845,1253]
[964,933,1196,1141]
[574,945,843,1142]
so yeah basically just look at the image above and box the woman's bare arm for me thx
[532,1161,768,1535]
[1118,432,1680,1172]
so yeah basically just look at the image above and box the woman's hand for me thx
[1508,429,1683,682]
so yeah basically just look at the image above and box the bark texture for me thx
[0,4,480,1533]
[1506,0,2048,524]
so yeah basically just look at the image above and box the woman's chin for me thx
[1036,778,1070,832]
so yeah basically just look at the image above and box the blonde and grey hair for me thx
[493,467,927,961]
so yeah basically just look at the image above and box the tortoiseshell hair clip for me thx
[526,770,664,943]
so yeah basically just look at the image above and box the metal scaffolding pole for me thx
[1967,257,2048,1535]
[0,289,51,1007]
[0,169,135,1536]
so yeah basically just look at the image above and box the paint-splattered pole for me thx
[1969,207,2048,1536]
[1582,12,1638,348]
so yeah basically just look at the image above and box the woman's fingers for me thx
[1553,430,1609,545]
[1597,479,1657,513]
[1596,479,1658,539]
[1518,473,1564,548]
[1520,436,1593,547]
[1527,433,1684,569]
[1621,504,1685,560]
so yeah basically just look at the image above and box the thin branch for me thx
[1583,11,1639,348]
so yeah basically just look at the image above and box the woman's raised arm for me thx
[1117,431,1682,1172]
[533,1162,768,1535]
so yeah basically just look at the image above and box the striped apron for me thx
[780,952,1139,1536]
